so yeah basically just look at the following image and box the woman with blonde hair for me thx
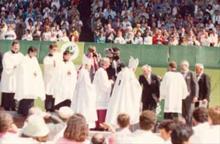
[57,114,89,144]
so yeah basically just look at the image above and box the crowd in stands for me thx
[0,0,82,42]
[91,0,220,46]
[0,106,220,144]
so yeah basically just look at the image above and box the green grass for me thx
[35,67,220,111]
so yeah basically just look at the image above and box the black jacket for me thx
[197,73,211,101]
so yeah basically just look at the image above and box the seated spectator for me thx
[171,123,193,144]
[143,31,153,45]
[133,31,143,44]
[22,30,33,41]
[3,25,17,40]
[56,114,90,144]
[21,114,50,143]
[91,133,105,144]
[158,120,175,144]
[114,30,126,44]
[153,29,165,45]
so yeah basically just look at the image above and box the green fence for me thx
[0,40,220,68]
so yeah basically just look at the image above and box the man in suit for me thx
[195,64,211,108]
[139,65,160,111]
[180,60,199,125]
[0,51,3,80]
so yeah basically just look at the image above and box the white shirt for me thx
[114,36,126,44]
[143,36,153,45]
[4,30,17,40]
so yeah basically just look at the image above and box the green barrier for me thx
[0,40,220,68]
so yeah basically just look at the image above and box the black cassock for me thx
[139,74,160,111]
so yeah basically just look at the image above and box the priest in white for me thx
[105,57,142,127]
[93,57,113,129]
[1,40,24,111]
[160,61,188,119]
[15,47,45,116]
[43,43,62,112]
[52,50,77,110]
[72,55,97,128]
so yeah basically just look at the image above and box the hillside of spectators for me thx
[0,0,82,42]
[91,0,220,46]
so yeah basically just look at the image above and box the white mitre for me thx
[128,56,139,70]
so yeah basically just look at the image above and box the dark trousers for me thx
[143,102,157,112]
[54,99,71,110]
[182,98,193,125]
[18,99,34,116]
[1,92,16,111]
[45,95,55,112]
[164,112,179,120]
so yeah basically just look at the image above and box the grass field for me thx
[35,66,220,111]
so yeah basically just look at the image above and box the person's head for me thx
[168,61,177,71]
[142,64,152,76]
[139,110,156,131]
[180,60,189,72]
[171,123,193,144]
[192,107,208,125]
[117,113,130,129]
[87,46,96,57]
[11,40,20,53]
[91,133,105,144]
[48,43,58,54]
[22,115,49,142]
[27,46,38,58]
[0,111,13,133]
[64,114,88,142]
[195,63,204,75]
[159,120,175,141]
[63,50,72,61]
[57,106,74,122]
[117,30,123,37]
[100,57,110,69]
[208,106,220,125]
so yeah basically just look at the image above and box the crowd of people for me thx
[0,40,218,143]
[0,0,82,42]
[91,0,220,46]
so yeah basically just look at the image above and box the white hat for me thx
[22,115,49,137]
[128,56,139,70]
[57,106,74,120]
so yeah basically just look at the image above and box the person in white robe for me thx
[1,40,24,111]
[52,50,77,110]
[43,43,62,112]
[160,61,188,120]
[15,47,45,116]
[72,55,97,128]
[93,57,113,129]
[105,57,142,127]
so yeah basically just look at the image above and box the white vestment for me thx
[15,55,45,101]
[105,68,142,126]
[1,51,24,93]
[53,60,77,105]
[72,67,97,128]
[43,53,62,95]
[93,67,112,109]
[160,71,188,113]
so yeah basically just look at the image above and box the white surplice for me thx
[105,68,142,126]
[93,67,112,109]
[43,53,62,95]
[160,71,188,113]
[52,60,77,105]
[15,55,45,101]
[1,51,24,93]
[72,67,97,128]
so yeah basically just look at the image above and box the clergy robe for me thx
[52,60,77,108]
[105,68,142,126]
[160,71,188,115]
[1,51,24,110]
[43,53,62,111]
[15,55,45,115]
[93,67,112,129]
[72,67,97,128]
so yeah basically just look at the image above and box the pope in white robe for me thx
[52,51,77,109]
[72,55,97,128]
[105,57,142,126]
[160,64,188,115]
[1,41,24,110]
